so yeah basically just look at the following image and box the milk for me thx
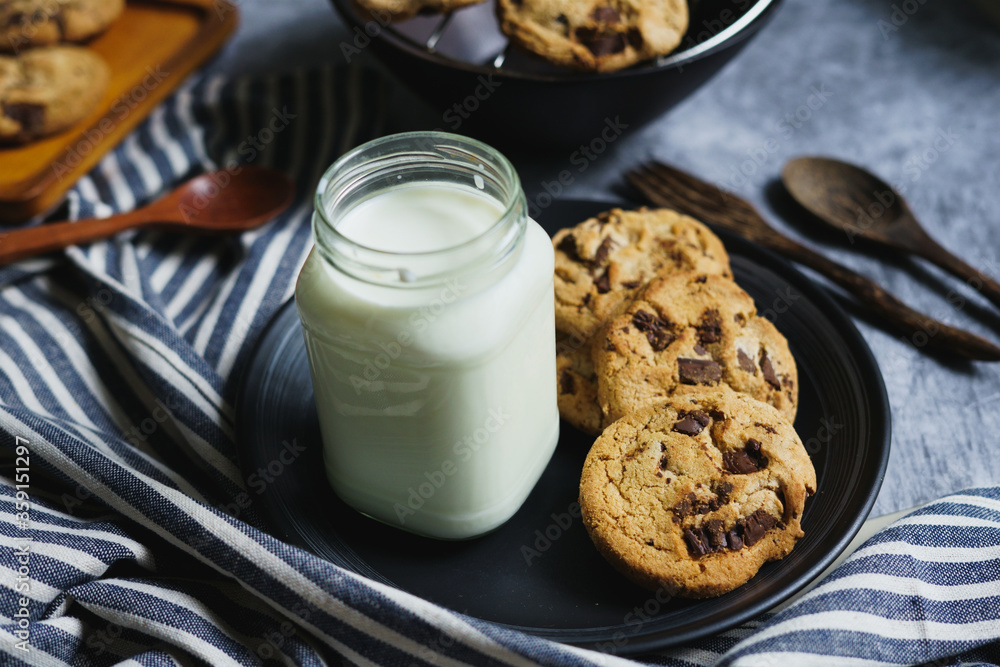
[296,182,559,539]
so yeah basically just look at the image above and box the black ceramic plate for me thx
[236,199,890,655]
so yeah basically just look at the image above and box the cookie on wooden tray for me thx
[353,0,486,22]
[553,207,731,434]
[592,271,798,429]
[0,46,109,143]
[0,0,124,52]
[579,390,816,598]
[497,0,689,72]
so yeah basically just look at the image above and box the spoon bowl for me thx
[782,156,1000,310]
[170,168,296,230]
[782,157,914,245]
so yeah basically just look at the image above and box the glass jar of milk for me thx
[296,132,559,540]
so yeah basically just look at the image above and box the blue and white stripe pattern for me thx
[2,64,1000,666]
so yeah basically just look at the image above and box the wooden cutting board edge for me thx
[0,0,239,223]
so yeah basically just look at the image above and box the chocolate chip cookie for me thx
[497,0,689,72]
[553,208,731,434]
[0,46,109,143]
[0,0,124,52]
[593,271,798,429]
[353,0,486,22]
[579,391,816,598]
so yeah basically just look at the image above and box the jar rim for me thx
[313,131,525,259]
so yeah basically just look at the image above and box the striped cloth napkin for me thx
[2,63,1000,667]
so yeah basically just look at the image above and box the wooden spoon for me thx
[0,167,296,266]
[782,157,1000,310]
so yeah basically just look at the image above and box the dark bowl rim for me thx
[330,0,785,83]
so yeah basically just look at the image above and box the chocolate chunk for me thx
[673,495,692,520]
[591,237,613,266]
[632,310,675,352]
[697,309,722,345]
[621,280,640,289]
[760,351,781,390]
[559,370,575,395]
[694,344,707,356]
[3,102,45,134]
[646,539,654,546]
[741,509,778,546]
[677,358,722,385]
[754,422,777,434]
[723,438,768,475]
[557,234,578,259]
[574,27,626,56]
[626,27,643,48]
[594,272,611,294]
[714,481,733,504]
[673,410,710,436]
[704,519,728,551]
[683,527,710,557]
[658,455,668,471]
[590,6,621,22]
[737,349,756,374]
[726,529,744,550]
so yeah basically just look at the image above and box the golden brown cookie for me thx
[553,208,731,434]
[353,0,486,22]
[579,391,816,598]
[0,46,109,143]
[593,271,798,429]
[0,0,124,52]
[497,0,689,72]
[557,330,603,435]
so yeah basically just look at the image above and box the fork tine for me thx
[644,160,764,225]
[646,161,733,210]
[629,165,717,219]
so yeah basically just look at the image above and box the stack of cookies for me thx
[0,0,123,144]
[554,207,817,598]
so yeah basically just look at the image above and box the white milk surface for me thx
[296,183,559,539]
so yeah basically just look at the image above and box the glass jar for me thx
[296,132,558,540]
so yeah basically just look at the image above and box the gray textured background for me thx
[210,0,1000,516]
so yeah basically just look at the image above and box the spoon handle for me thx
[912,234,1000,311]
[0,213,148,266]
[755,233,1000,361]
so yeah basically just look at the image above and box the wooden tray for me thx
[0,0,238,223]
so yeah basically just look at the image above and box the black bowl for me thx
[330,0,783,148]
